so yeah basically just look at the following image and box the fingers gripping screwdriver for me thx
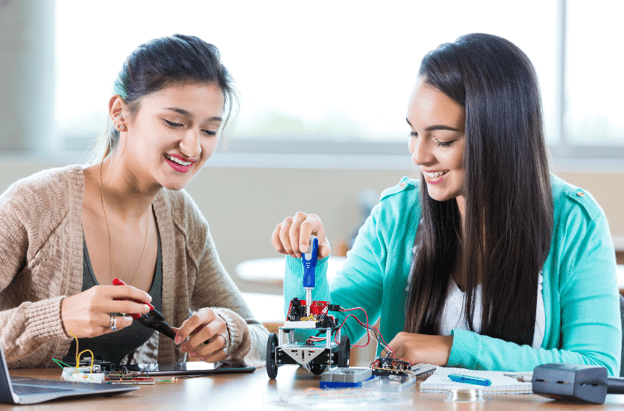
[301,235,319,318]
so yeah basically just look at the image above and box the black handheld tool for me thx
[113,278,177,340]
[532,363,624,404]
[135,308,176,340]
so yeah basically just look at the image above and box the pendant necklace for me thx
[99,161,149,285]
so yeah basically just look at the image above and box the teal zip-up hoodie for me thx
[284,175,620,376]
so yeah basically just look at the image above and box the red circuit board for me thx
[301,301,329,317]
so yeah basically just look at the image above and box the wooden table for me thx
[5,366,624,410]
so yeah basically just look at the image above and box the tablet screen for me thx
[125,362,255,376]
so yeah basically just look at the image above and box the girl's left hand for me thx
[384,332,453,366]
[173,308,229,363]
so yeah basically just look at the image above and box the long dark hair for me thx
[94,34,237,159]
[404,33,553,346]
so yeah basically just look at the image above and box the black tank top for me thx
[66,232,163,365]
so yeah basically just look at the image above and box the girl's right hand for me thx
[271,212,331,259]
[60,285,152,338]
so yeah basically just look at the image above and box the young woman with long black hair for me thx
[273,33,620,375]
[0,34,267,368]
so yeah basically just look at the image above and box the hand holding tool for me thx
[112,278,176,340]
[301,235,318,317]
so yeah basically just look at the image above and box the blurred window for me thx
[54,0,621,159]
[564,0,624,147]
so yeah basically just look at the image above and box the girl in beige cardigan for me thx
[0,35,267,368]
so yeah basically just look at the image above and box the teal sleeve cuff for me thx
[447,329,480,369]
[283,255,330,316]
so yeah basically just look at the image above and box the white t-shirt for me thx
[438,273,545,348]
[408,246,546,348]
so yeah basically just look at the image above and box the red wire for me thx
[336,307,394,355]
[338,308,368,346]
[337,314,370,347]
[300,305,395,357]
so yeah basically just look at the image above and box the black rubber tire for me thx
[266,333,278,379]
[307,362,326,375]
[337,335,351,367]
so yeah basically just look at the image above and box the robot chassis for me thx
[266,298,350,378]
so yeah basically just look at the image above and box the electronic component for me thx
[285,298,337,329]
[267,235,405,380]
[61,367,106,384]
[58,364,161,385]
[267,308,350,378]
[266,237,350,379]
[410,363,437,379]
[371,356,412,376]
[320,367,373,389]
[61,356,117,372]
[104,372,156,385]
[532,363,624,404]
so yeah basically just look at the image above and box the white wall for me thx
[0,155,413,294]
[1,156,623,295]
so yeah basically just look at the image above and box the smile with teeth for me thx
[165,154,192,166]
[423,170,447,179]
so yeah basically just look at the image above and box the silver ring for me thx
[110,315,117,331]
[219,333,229,351]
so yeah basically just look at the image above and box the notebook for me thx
[0,345,138,405]
[419,367,533,394]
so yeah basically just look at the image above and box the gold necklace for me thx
[99,161,150,285]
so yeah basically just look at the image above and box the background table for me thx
[239,259,624,295]
[236,256,347,287]
[5,366,624,410]
[241,292,284,334]
[616,265,624,296]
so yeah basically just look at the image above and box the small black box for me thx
[532,363,608,404]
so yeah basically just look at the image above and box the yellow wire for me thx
[68,330,95,373]
[68,330,80,369]
[78,350,95,372]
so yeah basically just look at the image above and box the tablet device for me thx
[125,361,256,377]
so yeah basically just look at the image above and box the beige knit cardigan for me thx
[0,165,267,368]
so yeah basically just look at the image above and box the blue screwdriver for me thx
[302,235,319,318]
